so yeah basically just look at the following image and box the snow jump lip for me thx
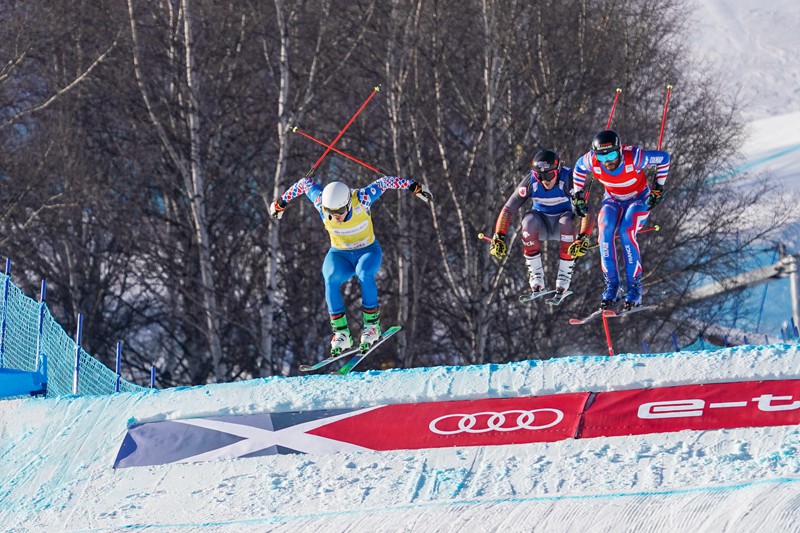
[113,378,800,468]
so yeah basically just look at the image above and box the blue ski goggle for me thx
[595,150,620,162]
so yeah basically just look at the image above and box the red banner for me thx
[309,394,590,450]
[580,379,800,438]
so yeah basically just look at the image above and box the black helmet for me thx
[531,149,561,182]
[592,130,621,155]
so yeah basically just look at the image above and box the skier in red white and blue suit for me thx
[269,175,432,355]
[571,129,670,311]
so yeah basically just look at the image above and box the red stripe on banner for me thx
[308,394,590,450]
[581,379,800,438]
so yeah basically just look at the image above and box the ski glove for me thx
[572,193,588,217]
[411,181,433,203]
[269,198,288,219]
[568,233,590,258]
[646,184,665,210]
[489,233,507,260]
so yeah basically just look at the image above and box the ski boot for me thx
[600,280,621,310]
[329,314,353,356]
[525,253,546,294]
[555,258,575,293]
[360,309,382,352]
[623,279,642,312]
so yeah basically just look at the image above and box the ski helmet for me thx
[321,181,351,216]
[592,130,622,163]
[531,149,561,182]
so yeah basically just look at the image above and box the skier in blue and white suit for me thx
[269,175,432,356]
[489,149,594,299]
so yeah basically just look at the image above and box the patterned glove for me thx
[568,233,590,258]
[572,193,588,217]
[646,184,665,210]
[411,181,433,203]
[269,198,287,219]
[489,233,507,260]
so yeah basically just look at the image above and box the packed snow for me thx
[2,345,800,531]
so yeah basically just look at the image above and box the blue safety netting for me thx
[0,273,146,397]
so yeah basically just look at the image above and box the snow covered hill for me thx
[1,344,799,532]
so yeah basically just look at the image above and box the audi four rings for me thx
[428,409,564,435]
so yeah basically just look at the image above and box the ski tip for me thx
[299,365,312,372]
[602,310,617,318]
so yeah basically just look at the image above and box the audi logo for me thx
[428,409,564,435]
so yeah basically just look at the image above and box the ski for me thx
[299,346,361,372]
[518,289,556,303]
[569,300,621,325]
[602,305,657,319]
[545,290,573,306]
[568,309,605,325]
[334,325,402,376]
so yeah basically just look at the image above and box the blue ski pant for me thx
[322,241,383,315]
[597,189,650,288]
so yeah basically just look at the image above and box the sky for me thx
[2,1,800,532]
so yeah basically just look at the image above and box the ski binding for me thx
[334,325,402,375]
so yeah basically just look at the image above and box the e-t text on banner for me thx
[580,379,800,438]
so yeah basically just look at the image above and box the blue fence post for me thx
[699,335,706,350]
[35,280,47,372]
[765,334,770,344]
[73,314,83,395]
[723,336,728,347]
[792,317,799,338]
[671,332,679,351]
[641,340,649,353]
[0,258,11,368]
[150,365,157,389]
[115,342,122,393]
[743,334,749,345]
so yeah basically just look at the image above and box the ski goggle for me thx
[595,150,620,162]
[532,169,558,183]
[324,202,350,216]
[325,205,349,216]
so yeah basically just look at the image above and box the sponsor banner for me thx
[114,393,588,467]
[309,394,589,450]
[114,409,374,468]
[580,379,800,438]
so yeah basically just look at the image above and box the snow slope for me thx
[1,344,800,532]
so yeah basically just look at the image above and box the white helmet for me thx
[321,182,351,215]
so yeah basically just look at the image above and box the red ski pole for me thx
[657,84,672,150]
[292,127,386,176]
[306,85,381,177]
[584,88,623,202]
[601,312,615,356]
[606,88,622,129]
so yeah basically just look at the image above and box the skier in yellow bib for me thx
[270,176,432,354]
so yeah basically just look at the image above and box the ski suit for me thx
[572,145,670,298]
[278,175,417,315]
[494,166,586,259]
